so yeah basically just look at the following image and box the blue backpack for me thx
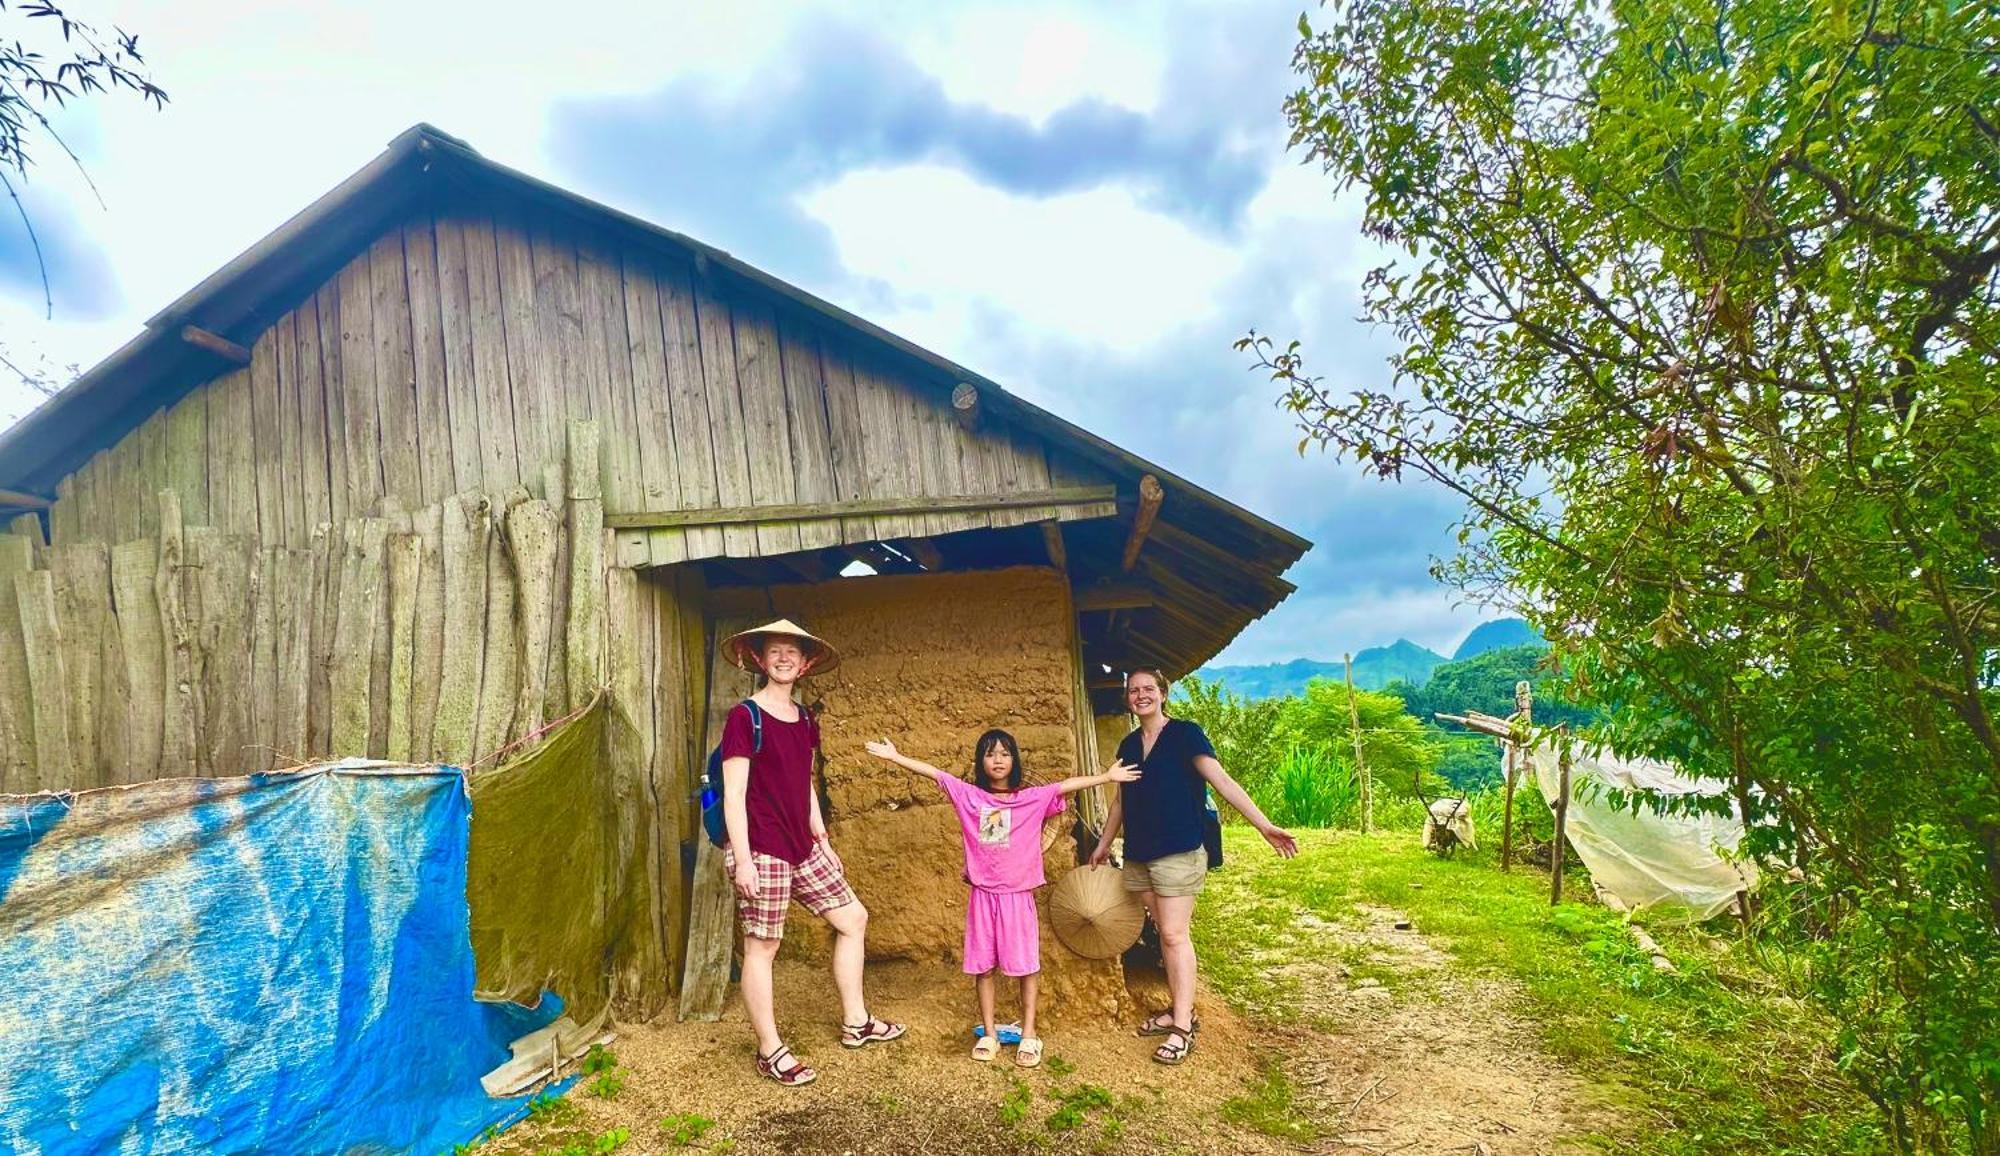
[700,700,816,847]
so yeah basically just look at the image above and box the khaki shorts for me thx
[1122,847,1208,898]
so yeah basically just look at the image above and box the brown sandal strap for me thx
[757,1045,816,1085]
[1152,1026,1195,1065]
[841,1015,906,1044]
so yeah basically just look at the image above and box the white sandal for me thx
[971,1035,1001,1062]
[1016,1037,1044,1068]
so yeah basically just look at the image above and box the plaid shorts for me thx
[724,843,857,940]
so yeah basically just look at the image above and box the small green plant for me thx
[586,1069,626,1100]
[580,1045,618,1075]
[869,1091,906,1117]
[1044,1084,1115,1132]
[1044,1054,1076,1077]
[526,1091,576,1124]
[542,1130,629,1156]
[659,1113,715,1147]
[998,1079,1034,1128]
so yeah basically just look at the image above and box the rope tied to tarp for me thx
[465,689,606,775]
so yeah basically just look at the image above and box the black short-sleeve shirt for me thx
[1115,719,1216,862]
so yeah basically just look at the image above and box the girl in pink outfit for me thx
[866,730,1139,1067]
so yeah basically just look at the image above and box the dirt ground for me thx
[486,901,1610,1156]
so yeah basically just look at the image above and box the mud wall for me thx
[1095,712,1134,773]
[747,565,1129,1019]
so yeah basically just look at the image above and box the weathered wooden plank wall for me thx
[0,420,643,786]
[0,420,693,1015]
[37,211,1107,568]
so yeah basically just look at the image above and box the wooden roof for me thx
[0,124,1310,678]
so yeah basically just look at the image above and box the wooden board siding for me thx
[36,212,1104,573]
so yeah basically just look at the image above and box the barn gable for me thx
[0,124,1305,684]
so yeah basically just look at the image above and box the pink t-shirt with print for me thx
[934,776,1068,893]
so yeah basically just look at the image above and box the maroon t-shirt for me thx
[720,702,818,865]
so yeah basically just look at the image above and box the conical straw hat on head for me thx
[1048,864,1146,959]
[722,618,841,676]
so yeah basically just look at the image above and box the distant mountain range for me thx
[1451,618,1544,660]
[1194,618,1546,700]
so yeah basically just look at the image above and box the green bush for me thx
[1270,747,1357,828]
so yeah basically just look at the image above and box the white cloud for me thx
[801,163,1239,354]
[906,7,1163,122]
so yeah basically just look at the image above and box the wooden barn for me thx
[0,124,1309,1017]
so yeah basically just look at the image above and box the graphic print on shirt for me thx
[977,805,1012,846]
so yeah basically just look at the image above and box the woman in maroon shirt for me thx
[720,619,904,1086]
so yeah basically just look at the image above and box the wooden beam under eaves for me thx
[900,538,946,571]
[607,484,1117,530]
[1120,474,1164,573]
[181,325,251,366]
[1073,581,1155,612]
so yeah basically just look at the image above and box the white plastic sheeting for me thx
[1529,746,1757,922]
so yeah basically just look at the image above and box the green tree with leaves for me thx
[1277,679,1442,801]
[1171,674,1288,795]
[1254,0,1999,1148]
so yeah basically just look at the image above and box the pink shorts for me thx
[964,887,1040,977]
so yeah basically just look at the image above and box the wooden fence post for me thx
[1345,653,1370,833]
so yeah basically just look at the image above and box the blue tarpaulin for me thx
[0,765,564,1155]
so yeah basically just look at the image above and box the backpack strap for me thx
[742,699,764,755]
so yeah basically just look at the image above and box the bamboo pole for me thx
[1502,680,1531,872]
[1345,653,1370,833]
[1550,731,1572,906]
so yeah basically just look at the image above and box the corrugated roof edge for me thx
[0,123,1312,566]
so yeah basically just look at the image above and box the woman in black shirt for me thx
[1089,668,1297,1064]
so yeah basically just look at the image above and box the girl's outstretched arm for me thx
[1055,759,1140,796]
[864,738,951,784]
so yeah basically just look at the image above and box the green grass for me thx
[1220,1060,1318,1142]
[1196,826,1887,1155]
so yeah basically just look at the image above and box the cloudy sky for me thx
[0,0,1497,664]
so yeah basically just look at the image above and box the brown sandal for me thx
[1152,1024,1196,1066]
[840,1014,907,1049]
[1136,1011,1200,1038]
[756,1044,817,1086]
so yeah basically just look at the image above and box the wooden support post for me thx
[1346,653,1370,833]
[682,615,756,1022]
[1119,474,1164,573]
[181,325,252,366]
[1551,734,1572,906]
[565,420,606,711]
[1501,680,1531,872]
[1040,520,1067,571]
[950,382,979,430]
